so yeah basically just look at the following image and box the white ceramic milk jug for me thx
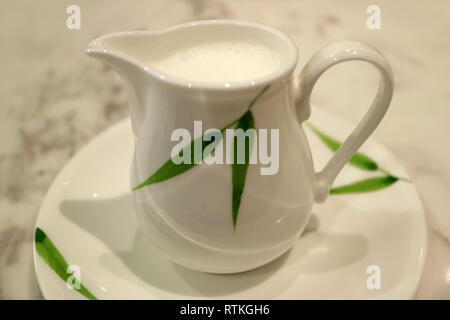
[86,20,393,273]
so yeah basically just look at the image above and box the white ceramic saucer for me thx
[33,106,427,300]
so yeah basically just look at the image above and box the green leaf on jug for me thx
[231,111,255,230]
[247,84,271,111]
[305,122,378,171]
[132,84,271,191]
[35,227,97,300]
[132,131,222,190]
[330,175,399,194]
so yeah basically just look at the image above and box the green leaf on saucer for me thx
[305,122,378,171]
[330,175,399,194]
[231,111,255,230]
[35,227,97,300]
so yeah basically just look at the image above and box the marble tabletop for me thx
[0,0,449,299]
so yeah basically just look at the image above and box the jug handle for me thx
[294,40,394,202]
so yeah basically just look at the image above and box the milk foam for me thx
[148,41,280,83]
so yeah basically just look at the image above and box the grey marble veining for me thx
[0,0,449,299]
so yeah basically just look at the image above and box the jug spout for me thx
[85,32,159,133]
[85,31,158,74]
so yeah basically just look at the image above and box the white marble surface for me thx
[0,0,449,299]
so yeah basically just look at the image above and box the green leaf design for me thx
[231,111,255,229]
[305,122,378,171]
[330,175,399,194]
[132,84,270,191]
[132,130,223,190]
[247,84,271,111]
[35,228,97,300]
